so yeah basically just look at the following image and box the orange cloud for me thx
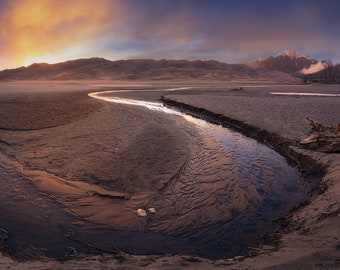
[0,0,121,68]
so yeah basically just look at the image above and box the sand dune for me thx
[0,58,300,83]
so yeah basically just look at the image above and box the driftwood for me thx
[300,117,340,153]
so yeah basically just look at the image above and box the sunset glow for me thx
[1,0,340,70]
[1,0,114,68]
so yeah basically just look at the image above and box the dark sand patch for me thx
[0,84,103,130]
[0,82,191,258]
[0,84,189,193]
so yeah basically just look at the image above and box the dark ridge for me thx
[247,51,320,75]
[258,55,318,74]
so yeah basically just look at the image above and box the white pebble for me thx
[148,207,156,214]
[136,208,147,217]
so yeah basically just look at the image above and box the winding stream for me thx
[0,88,315,260]
[87,90,312,258]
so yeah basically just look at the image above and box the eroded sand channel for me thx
[0,87,317,260]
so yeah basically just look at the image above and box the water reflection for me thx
[89,90,309,258]
[0,89,313,260]
[89,93,182,115]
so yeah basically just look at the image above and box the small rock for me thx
[148,207,156,214]
[137,208,147,217]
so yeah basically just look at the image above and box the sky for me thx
[1,0,340,70]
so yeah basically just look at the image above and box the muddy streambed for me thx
[0,89,316,260]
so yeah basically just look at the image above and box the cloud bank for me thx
[1,0,340,70]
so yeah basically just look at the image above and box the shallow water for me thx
[87,91,311,258]
[0,89,313,260]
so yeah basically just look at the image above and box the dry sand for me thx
[0,82,339,269]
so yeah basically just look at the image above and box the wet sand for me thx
[0,82,192,257]
[0,82,339,269]
[162,84,340,269]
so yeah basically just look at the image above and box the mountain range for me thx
[0,50,335,82]
[247,50,327,75]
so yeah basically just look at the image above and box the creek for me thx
[0,89,315,260]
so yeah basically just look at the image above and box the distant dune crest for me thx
[1,51,337,82]
[0,57,299,82]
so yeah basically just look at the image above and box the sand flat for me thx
[165,84,340,141]
[0,82,339,269]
